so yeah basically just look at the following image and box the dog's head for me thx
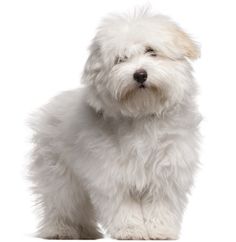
[83,10,200,118]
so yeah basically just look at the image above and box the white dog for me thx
[29,9,201,240]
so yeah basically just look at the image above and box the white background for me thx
[0,0,236,241]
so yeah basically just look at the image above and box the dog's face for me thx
[83,12,200,117]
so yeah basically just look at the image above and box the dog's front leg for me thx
[97,192,149,240]
[140,134,198,240]
[141,192,182,240]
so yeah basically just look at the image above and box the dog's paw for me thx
[38,224,80,240]
[79,225,103,239]
[148,233,178,240]
[145,221,179,240]
[39,224,103,240]
[110,225,149,240]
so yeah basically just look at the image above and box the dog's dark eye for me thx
[145,47,157,57]
[114,56,128,65]
[145,47,154,53]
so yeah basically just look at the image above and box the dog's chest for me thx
[117,119,161,191]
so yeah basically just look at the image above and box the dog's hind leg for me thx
[30,154,102,239]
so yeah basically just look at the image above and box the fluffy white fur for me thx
[29,9,201,240]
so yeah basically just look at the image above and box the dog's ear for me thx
[172,25,200,60]
[152,15,200,60]
[82,41,103,84]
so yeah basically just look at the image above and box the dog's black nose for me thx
[133,69,148,83]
